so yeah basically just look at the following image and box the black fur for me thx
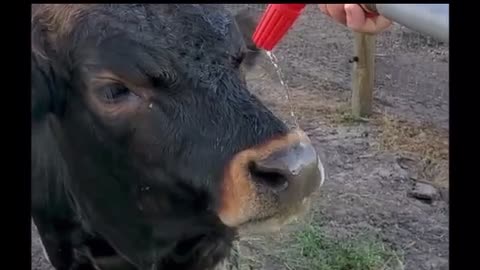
[32,4,288,270]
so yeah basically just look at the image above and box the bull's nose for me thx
[249,140,325,201]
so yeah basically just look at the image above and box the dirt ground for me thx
[31,5,449,270]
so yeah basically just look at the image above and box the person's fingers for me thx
[319,4,347,25]
[319,4,329,16]
[325,4,347,25]
[344,4,368,31]
[319,4,392,34]
[372,16,393,33]
[345,4,392,34]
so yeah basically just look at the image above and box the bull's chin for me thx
[235,197,312,237]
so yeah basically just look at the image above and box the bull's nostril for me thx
[248,162,289,191]
[246,138,323,200]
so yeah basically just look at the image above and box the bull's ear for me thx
[234,8,262,69]
[32,56,54,122]
[31,23,70,207]
[31,29,67,122]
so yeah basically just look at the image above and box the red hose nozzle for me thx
[252,4,306,51]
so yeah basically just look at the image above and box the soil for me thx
[31,5,449,270]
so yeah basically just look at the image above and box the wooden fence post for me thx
[351,32,376,118]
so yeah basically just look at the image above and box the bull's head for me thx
[31,4,325,269]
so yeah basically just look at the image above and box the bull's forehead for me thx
[147,5,244,89]
[162,5,242,50]
[99,4,240,47]
[87,4,244,90]
[187,4,232,36]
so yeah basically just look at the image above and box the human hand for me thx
[319,4,392,34]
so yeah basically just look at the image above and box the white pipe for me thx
[365,4,449,43]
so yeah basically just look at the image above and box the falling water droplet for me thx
[265,50,299,128]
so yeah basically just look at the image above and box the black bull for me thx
[31,4,325,270]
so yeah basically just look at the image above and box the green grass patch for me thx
[282,225,399,270]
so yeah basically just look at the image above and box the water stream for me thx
[265,50,300,129]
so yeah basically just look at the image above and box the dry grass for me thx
[371,113,449,188]
[373,114,448,161]
[292,100,450,189]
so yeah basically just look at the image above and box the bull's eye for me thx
[101,84,133,103]
[150,71,177,89]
